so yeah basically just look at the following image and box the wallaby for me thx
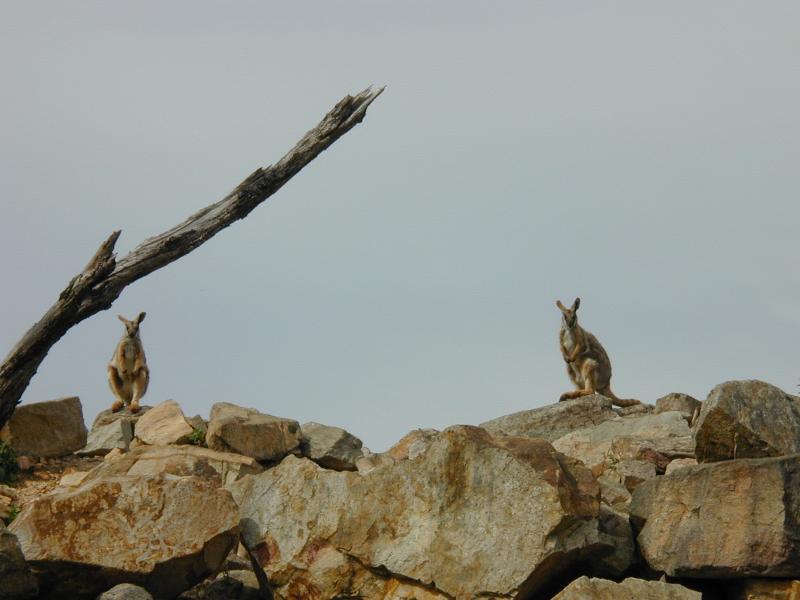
[556,298,639,407]
[108,312,149,413]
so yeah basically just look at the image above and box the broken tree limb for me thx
[0,86,384,429]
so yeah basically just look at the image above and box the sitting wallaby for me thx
[108,312,149,413]
[556,298,639,407]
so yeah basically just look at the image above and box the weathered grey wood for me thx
[0,87,383,429]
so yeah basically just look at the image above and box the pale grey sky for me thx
[1,1,798,451]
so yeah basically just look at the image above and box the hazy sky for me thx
[1,2,798,451]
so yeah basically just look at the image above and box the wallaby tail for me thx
[600,387,640,408]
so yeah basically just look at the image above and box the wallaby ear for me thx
[556,300,566,312]
[117,315,128,324]
[572,297,581,311]
[137,312,146,324]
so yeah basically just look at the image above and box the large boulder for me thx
[479,395,618,441]
[553,576,700,599]
[10,474,239,599]
[0,525,38,600]
[693,380,800,462]
[205,402,301,462]
[229,425,625,600]
[134,400,193,446]
[386,428,439,461]
[630,455,800,578]
[0,397,87,458]
[83,444,263,486]
[299,422,364,471]
[553,412,694,475]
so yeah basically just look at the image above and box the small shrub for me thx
[0,440,19,485]
[2,504,21,525]
[188,427,207,448]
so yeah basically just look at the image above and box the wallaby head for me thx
[556,298,580,329]
[118,312,146,338]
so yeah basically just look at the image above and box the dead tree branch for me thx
[0,86,384,429]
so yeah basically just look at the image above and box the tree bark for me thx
[0,86,383,430]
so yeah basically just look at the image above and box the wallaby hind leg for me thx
[129,367,149,414]
[107,365,128,412]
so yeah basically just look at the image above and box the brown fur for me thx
[556,298,639,408]
[107,312,149,413]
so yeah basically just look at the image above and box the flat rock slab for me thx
[134,400,193,446]
[85,444,263,486]
[553,411,694,474]
[229,425,619,600]
[1,397,87,458]
[77,418,133,457]
[480,395,618,441]
[630,454,800,578]
[553,576,700,599]
[693,380,800,462]
[206,402,301,462]
[10,474,240,600]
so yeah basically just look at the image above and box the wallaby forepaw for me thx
[111,400,124,413]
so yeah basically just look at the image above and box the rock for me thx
[608,437,671,473]
[185,415,206,433]
[386,428,440,461]
[299,422,364,470]
[16,456,33,471]
[205,402,301,462]
[58,470,90,488]
[229,425,621,599]
[726,578,800,599]
[134,400,193,446]
[630,454,800,578]
[655,393,701,424]
[479,395,618,441]
[553,576,700,599]
[77,419,134,457]
[83,444,263,487]
[665,458,698,475]
[0,484,17,501]
[553,412,694,475]
[178,571,262,600]
[0,397,87,457]
[355,451,396,474]
[97,583,154,600]
[595,505,637,577]
[693,380,800,462]
[92,406,151,429]
[614,459,657,493]
[10,474,239,599]
[0,525,38,600]
[615,403,655,417]
[598,475,631,511]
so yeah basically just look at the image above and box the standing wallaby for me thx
[108,312,149,413]
[556,298,639,407]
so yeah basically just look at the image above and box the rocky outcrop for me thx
[630,455,800,578]
[479,395,618,441]
[693,380,800,462]
[552,411,694,475]
[84,444,263,486]
[655,393,701,424]
[299,421,364,470]
[0,397,87,458]
[229,425,623,600]
[134,400,194,446]
[10,474,239,599]
[0,525,38,600]
[205,402,301,462]
[386,428,439,461]
[553,576,700,599]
